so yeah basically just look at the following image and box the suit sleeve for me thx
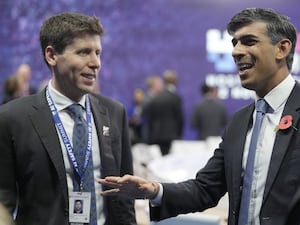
[0,106,18,215]
[150,139,227,221]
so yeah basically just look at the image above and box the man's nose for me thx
[232,43,245,62]
[89,53,101,69]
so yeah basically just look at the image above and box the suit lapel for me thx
[29,91,68,204]
[263,83,300,200]
[231,104,254,201]
[89,95,116,177]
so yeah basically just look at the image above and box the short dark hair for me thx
[227,8,297,71]
[40,12,104,66]
[201,83,215,95]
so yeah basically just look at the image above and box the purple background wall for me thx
[1,0,300,139]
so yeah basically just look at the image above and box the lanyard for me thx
[46,87,93,188]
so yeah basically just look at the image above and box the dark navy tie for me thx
[67,104,97,225]
[238,99,268,225]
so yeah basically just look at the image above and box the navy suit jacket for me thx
[0,89,136,225]
[150,82,300,225]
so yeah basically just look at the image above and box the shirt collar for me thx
[48,80,86,111]
[258,74,295,113]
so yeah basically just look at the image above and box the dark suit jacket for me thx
[0,89,136,225]
[142,89,184,144]
[150,82,300,225]
[191,96,227,140]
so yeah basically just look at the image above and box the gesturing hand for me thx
[99,175,160,200]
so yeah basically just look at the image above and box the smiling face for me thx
[231,22,288,97]
[47,34,101,101]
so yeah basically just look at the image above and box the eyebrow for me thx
[232,34,258,45]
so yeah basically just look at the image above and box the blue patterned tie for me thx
[67,104,97,225]
[238,99,269,225]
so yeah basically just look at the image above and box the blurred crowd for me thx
[127,69,228,155]
[128,70,184,155]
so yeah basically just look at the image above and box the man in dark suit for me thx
[100,8,300,225]
[0,12,136,225]
[142,70,184,155]
[191,83,228,140]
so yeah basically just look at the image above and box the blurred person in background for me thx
[191,83,228,140]
[127,88,145,145]
[15,63,37,96]
[0,12,136,225]
[2,75,21,104]
[142,70,184,155]
[143,75,164,104]
[162,69,179,95]
[141,75,164,143]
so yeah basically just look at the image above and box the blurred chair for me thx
[131,143,162,178]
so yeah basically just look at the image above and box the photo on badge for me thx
[69,192,91,223]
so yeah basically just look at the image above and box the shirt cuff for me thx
[149,183,163,206]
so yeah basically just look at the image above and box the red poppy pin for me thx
[274,115,298,132]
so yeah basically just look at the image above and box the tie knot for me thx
[67,104,84,120]
[256,99,268,114]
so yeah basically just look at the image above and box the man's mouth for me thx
[81,73,96,80]
[238,63,253,75]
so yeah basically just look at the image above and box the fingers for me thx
[99,175,161,200]
[113,174,143,184]
[99,175,144,186]
[99,175,152,199]
[98,179,122,188]
[100,188,120,196]
[99,176,121,183]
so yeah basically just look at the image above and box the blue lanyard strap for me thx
[46,87,93,184]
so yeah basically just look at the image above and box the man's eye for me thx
[243,39,257,46]
[246,41,256,46]
[78,49,90,55]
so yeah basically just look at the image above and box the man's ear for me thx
[276,39,292,60]
[45,46,58,66]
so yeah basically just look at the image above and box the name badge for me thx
[69,191,91,223]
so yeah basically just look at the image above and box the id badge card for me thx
[69,191,91,223]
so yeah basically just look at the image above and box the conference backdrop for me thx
[1,0,300,139]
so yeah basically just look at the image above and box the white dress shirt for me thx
[48,81,105,225]
[243,74,295,225]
